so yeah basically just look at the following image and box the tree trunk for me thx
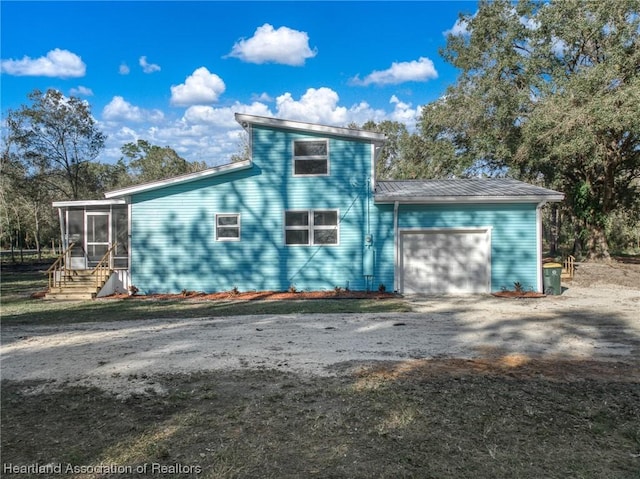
[585,224,611,261]
[34,206,42,260]
[549,205,559,256]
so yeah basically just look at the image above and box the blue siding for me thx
[369,203,395,292]
[128,122,541,295]
[384,203,539,292]
[130,125,378,293]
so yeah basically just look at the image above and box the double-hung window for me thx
[285,210,338,245]
[293,139,329,176]
[216,214,240,241]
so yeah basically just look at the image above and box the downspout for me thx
[394,201,399,292]
[371,143,384,192]
[127,199,132,290]
[57,208,65,250]
[536,200,547,293]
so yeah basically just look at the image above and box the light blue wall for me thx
[129,124,540,294]
[383,203,539,292]
[130,125,378,294]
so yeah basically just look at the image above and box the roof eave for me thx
[52,199,127,208]
[235,113,386,145]
[374,194,565,204]
[104,159,253,199]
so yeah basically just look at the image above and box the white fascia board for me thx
[52,199,127,208]
[374,194,565,204]
[104,159,253,199]
[235,113,386,145]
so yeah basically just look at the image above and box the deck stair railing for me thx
[562,255,575,280]
[46,242,118,299]
[46,242,76,290]
[91,242,118,288]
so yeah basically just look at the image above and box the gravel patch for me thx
[2,282,638,396]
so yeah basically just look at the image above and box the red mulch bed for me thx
[105,290,398,301]
[491,291,546,299]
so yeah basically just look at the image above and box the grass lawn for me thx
[2,367,639,479]
[2,266,639,478]
[0,269,410,325]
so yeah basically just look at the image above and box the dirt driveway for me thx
[2,262,639,396]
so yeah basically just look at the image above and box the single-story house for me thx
[51,113,563,298]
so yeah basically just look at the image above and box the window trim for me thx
[215,213,241,241]
[292,139,330,177]
[284,209,339,246]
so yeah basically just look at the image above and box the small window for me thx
[293,140,328,176]
[285,210,338,245]
[313,210,338,244]
[216,214,240,241]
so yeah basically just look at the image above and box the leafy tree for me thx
[1,133,58,259]
[5,89,106,200]
[230,130,251,163]
[120,140,206,184]
[360,120,464,180]
[361,120,409,179]
[418,0,640,259]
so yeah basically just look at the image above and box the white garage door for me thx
[400,229,490,294]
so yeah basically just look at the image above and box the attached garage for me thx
[400,228,491,294]
[374,179,565,294]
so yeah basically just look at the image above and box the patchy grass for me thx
[0,270,47,299]
[3,262,640,478]
[2,363,639,479]
[0,270,410,325]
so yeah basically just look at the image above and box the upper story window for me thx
[293,139,329,176]
[216,213,240,241]
[285,210,338,246]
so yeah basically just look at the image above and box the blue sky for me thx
[1,1,476,166]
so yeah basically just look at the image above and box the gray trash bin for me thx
[543,262,563,295]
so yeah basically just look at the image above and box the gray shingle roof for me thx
[375,179,564,203]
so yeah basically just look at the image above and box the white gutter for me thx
[393,201,399,292]
[235,113,386,145]
[52,199,126,208]
[375,195,565,204]
[105,159,253,199]
[57,207,65,249]
[371,143,386,193]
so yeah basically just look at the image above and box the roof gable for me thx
[104,159,252,199]
[104,114,386,200]
[235,113,387,145]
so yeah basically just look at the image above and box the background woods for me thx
[2,0,639,261]
[1,90,206,259]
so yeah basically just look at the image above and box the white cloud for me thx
[253,92,273,102]
[139,56,161,73]
[227,23,317,66]
[388,95,421,129]
[102,96,164,123]
[351,57,438,86]
[70,85,94,97]
[444,18,471,37]
[98,88,421,168]
[119,63,130,75]
[0,48,85,78]
[275,87,347,124]
[183,102,272,127]
[182,88,398,131]
[170,67,226,106]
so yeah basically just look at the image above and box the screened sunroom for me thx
[53,200,129,269]
[48,199,130,298]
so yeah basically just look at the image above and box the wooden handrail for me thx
[562,254,575,279]
[47,242,76,290]
[91,242,118,288]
